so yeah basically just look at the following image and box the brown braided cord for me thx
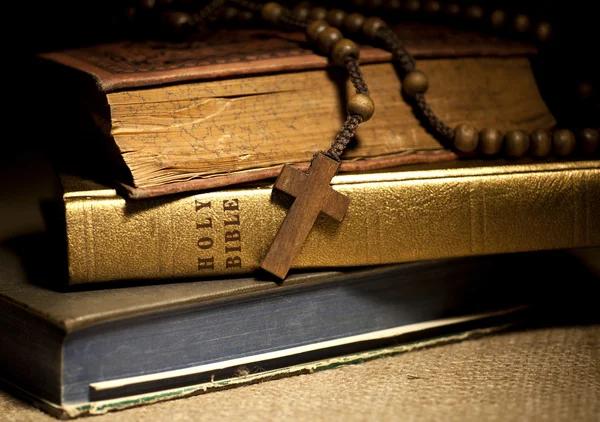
[229,0,263,12]
[279,7,310,30]
[376,26,416,75]
[325,57,370,161]
[191,0,228,26]
[229,0,309,29]
[375,24,453,144]
[230,0,309,29]
[345,57,370,95]
[279,13,309,30]
[326,115,364,161]
[414,93,454,142]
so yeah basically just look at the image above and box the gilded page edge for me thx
[62,160,600,199]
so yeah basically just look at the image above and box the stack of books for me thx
[1,21,598,419]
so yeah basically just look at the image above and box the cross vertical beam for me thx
[260,153,350,279]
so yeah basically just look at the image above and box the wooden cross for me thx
[260,153,350,279]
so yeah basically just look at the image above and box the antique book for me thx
[37,24,554,198]
[52,158,600,284]
[4,243,597,419]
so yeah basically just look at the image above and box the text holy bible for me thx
[55,159,600,284]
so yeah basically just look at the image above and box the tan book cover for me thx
[38,24,554,198]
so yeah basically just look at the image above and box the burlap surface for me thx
[2,325,598,421]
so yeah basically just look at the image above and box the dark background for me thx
[10,1,600,56]
[6,0,599,158]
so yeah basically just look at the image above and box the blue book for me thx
[2,246,596,419]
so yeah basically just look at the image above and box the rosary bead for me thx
[404,0,421,13]
[318,27,343,54]
[366,0,384,8]
[577,82,594,100]
[553,129,577,156]
[444,3,460,17]
[261,2,282,25]
[362,17,387,40]
[344,13,366,33]
[383,0,402,9]
[424,1,441,14]
[490,10,507,29]
[529,129,552,157]
[347,94,375,121]
[514,14,531,33]
[403,71,429,97]
[479,128,504,155]
[327,9,346,27]
[139,0,156,10]
[536,22,552,42]
[222,7,238,21]
[331,39,360,66]
[453,125,479,153]
[465,5,484,20]
[124,6,137,22]
[579,128,599,154]
[237,10,254,23]
[292,4,310,21]
[310,7,328,21]
[163,11,193,32]
[505,131,530,157]
[307,20,329,42]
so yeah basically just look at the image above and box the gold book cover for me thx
[56,159,600,284]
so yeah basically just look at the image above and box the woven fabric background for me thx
[2,324,598,421]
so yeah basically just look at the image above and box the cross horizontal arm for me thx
[322,189,349,221]
[273,165,308,198]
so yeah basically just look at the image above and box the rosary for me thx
[127,0,598,279]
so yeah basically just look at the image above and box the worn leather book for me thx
[54,159,600,284]
[38,24,553,198]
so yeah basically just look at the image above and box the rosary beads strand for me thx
[239,0,376,162]
[158,0,599,159]
[161,0,368,162]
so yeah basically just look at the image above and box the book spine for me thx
[64,162,600,284]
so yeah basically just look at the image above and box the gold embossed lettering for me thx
[225,257,242,269]
[224,230,241,243]
[195,199,214,270]
[195,200,211,211]
[223,199,239,212]
[197,237,214,249]
[222,198,242,270]
[198,257,215,270]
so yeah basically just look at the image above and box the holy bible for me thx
[37,24,554,198]
[52,159,600,284]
